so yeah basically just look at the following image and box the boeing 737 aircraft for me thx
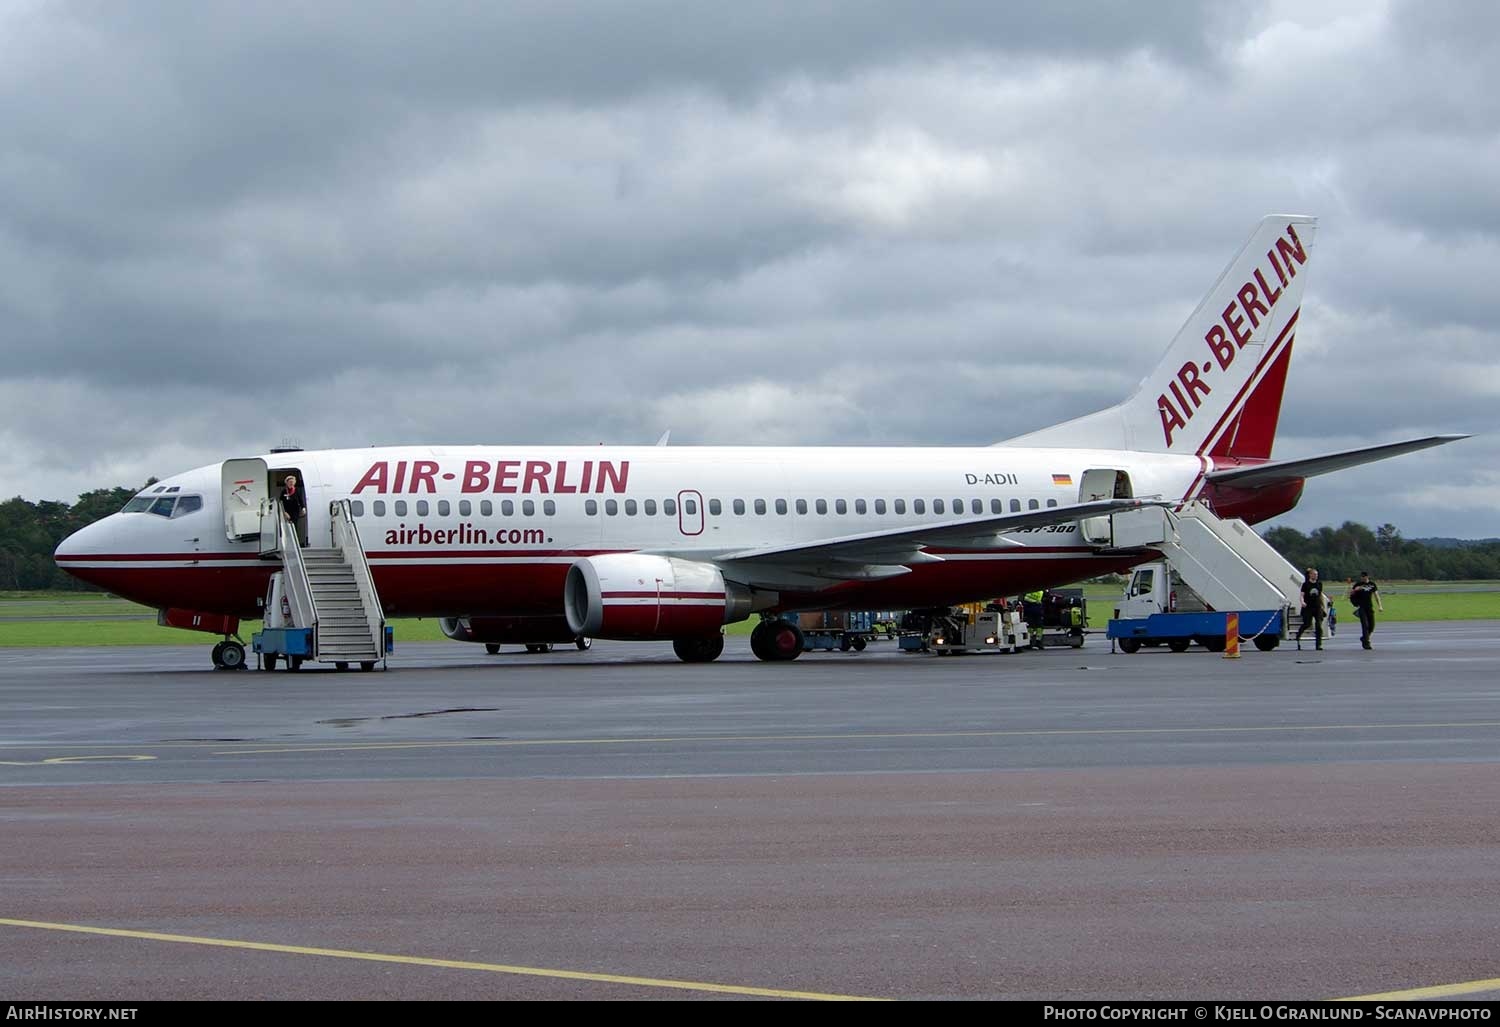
[54,215,1465,667]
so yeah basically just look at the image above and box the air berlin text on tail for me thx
[1157,222,1308,448]
[351,459,630,495]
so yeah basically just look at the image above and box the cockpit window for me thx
[121,493,204,517]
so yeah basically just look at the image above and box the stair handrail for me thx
[329,499,385,658]
[275,501,320,636]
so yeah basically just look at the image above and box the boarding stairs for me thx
[261,499,385,667]
[1101,500,1302,614]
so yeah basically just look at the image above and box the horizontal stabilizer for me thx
[1205,435,1470,488]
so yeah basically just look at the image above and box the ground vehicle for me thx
[1020,589,1088,648]
[795,610,901,652]
[1106,561,1286,653]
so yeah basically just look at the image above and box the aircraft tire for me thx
[210,641,226,668]
[766,621,804,662]
[218,641,246,670]
[672,635,724,663]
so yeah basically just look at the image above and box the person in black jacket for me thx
[1348,571,1384,650]
[1294,567,1326,650]
[280,474,308,547]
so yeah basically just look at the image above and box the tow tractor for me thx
[1106,561,1287,653]
[898,603,1028,654]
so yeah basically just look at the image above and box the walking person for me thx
[1349,571,1384,650]
[1326,597,1337,637]
[1294,567,1326,650]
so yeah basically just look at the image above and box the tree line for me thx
[2,487,1499,591]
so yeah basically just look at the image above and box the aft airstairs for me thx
[1103,500,1302,614]
[254,499,387,671]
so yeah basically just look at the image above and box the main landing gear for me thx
[750,619,804,662]
[210,638,247,671]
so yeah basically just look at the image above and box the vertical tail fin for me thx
[1005,214,1317,459]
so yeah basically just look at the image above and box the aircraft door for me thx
[222,458,268,542]
[1078,468,1132,546]
[677,490,704,536]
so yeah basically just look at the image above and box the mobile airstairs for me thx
[253,499,390,672]
[1097,500,1303,649]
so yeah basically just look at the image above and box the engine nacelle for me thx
[564,554,757,640]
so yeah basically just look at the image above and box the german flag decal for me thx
[1051,473,1073,486]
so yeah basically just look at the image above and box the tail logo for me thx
[1157,223,1309,448]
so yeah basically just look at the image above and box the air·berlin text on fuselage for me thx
[1157,222,1309,448]
[351,459,630,495]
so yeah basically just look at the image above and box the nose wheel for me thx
[211,639,247,670]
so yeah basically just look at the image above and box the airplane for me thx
[53,215,1467,668]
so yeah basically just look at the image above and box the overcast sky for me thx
[2,0,1496,537]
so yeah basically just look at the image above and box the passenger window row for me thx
[346,496,1060,518]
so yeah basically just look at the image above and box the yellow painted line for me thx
[0,918,883,1001]
[1338,976,1500,1000]
[211,721,1500,756]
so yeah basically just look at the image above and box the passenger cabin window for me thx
[754,499,767,515]
[544,500,557,515]
[522,500,535,516]
[1010,499,1021,512]
[874,499,886,515]
[835,499,847,515]
[480,500,493,516]
[624,500,636,516]
[664,498,677,515]
[373,501,386,517]
[438,500,450,516]
[894,499,906,514]
[990,499,1001,514]
[933,499,944,514]
[605,500,618,516]
[501,500,514,516]
[644,499,657,515]
[733,499,746,515]
[775,499,788,515]
[351,500,365,517]
[585,500,598,515]
[394,501,408,517]
[1028,499,1039,510]
[708,499,721,516]
[416,500,429,516]
[854,499,866,515]
[956,499,966,514]
[684,499,697,515]
[1046,499,1058,508]
[815,499,828,515]
[795,499,808,515]
[459,500,471,516]
[913,499,925,515]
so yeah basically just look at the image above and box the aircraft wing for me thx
[708,498,1163,585]
[1205,435,1470,489]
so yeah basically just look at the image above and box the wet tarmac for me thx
[3,622,1499,1000]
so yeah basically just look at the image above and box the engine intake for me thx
[564,554,756,640]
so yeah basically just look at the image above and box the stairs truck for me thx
[1099,501,1301,655]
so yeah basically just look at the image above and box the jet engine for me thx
[564,554,757,640]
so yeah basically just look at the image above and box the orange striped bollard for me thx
[1224,612,1240,659]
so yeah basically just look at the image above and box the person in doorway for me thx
[1294,567,1326,650]
[1349,571,1384,650]
[280,474,308,547]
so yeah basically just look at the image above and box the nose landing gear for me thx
[210,638,247,670]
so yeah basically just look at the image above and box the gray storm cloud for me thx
[0,0,1495,536]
